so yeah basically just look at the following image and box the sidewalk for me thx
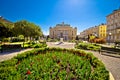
[86,50,120,80]
[0,48,33,62]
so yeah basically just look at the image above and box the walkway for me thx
[0,48,33,62]
[87,51,120,80]
[46,42,75,49]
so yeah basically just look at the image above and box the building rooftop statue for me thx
[113,7,120,12]
[75,27,77,29]
[49,27,52,29]
[56,22,70,26]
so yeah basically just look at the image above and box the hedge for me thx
[75,43,101,51]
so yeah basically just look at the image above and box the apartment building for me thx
[80,24,107,40]
[106,8,120,42]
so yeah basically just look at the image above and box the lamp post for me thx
[94,33,98,38]
[109,33,112,45]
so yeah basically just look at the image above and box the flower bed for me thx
[24,41,47,48]
[75,43,101,51]
[0,48,109,80]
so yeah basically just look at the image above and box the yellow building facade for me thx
[49,22,77,41]
[79,24,107,40]
[98,24,107,39]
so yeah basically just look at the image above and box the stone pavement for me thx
[0,48,33,62]
[46,42,75,49]
[86,50,120,80]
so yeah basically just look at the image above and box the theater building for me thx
[49,22,77,41]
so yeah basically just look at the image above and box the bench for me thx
[100,46,120,55]
[0,44,21,53]
[114,45,120,49]
[114,42,120,49]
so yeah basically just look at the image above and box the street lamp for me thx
[109,32,112,45]
[94,32,98,38]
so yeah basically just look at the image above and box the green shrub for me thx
[76,43,101,51]
[11,37,25,42]
[47,38,58,42]
[2,38,10,42]
[23,41,47,48]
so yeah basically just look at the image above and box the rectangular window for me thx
[53,31,54,35]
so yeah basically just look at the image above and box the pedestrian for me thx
[0,47,3,53]
[99,47,101,54]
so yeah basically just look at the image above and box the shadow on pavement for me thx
[0,49,25,55]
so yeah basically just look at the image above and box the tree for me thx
[46,35,50,40]
[75,36,79,40]
[89,35,95,43]
[28,22,42,38]
[13,20,43,40]
[0,22,14,38]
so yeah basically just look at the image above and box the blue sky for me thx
[0,0,120,35]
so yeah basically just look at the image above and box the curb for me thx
[102,53,120,58]
[109,72,115,80]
